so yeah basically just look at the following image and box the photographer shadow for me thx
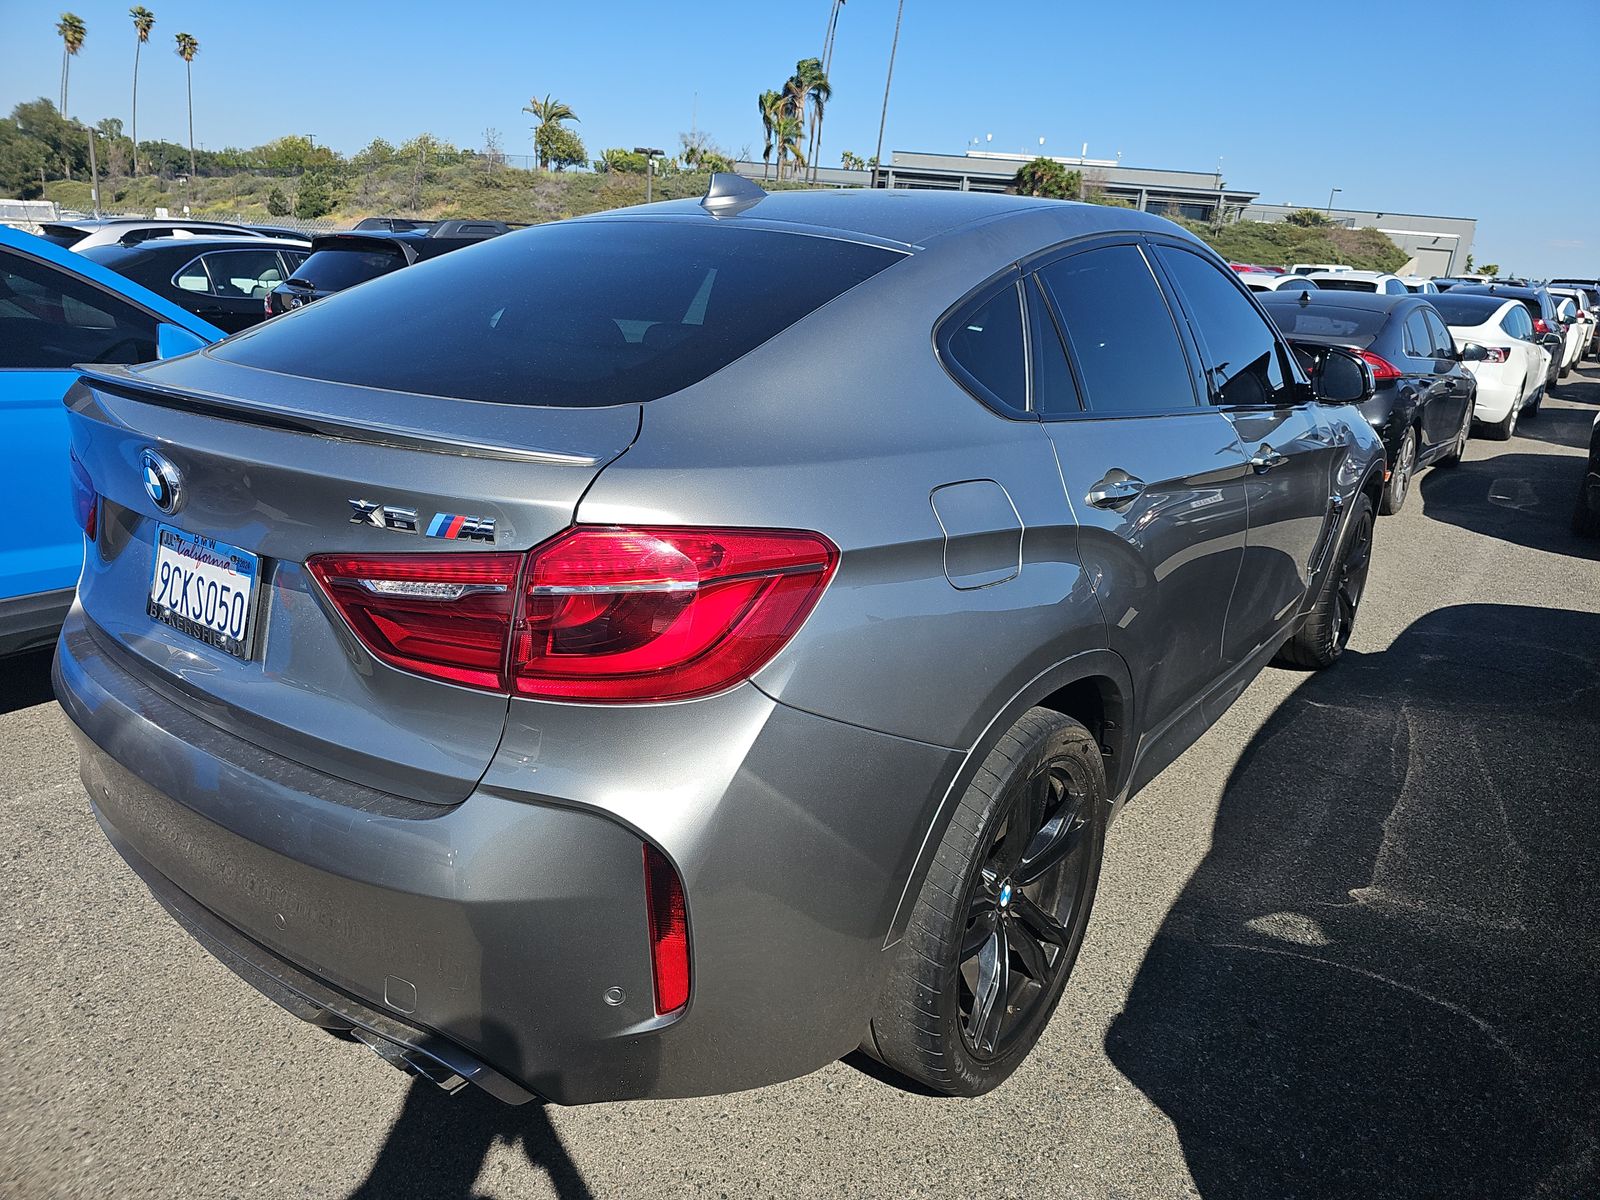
[1107,605,1600,1198]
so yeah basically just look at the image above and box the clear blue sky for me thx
[2,0,1593,277]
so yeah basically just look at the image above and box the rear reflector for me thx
[307,525,837,702]
[69,451,97,540]
[642,844,690,1014]
[1358,350,1402,381]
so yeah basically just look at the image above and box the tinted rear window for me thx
[1261,299,1388,344]
[290,246,405,291]
[1428,295,1506,326]
[217,222,904,406]
[1310,277,1379,292]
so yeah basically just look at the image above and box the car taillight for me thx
[643,843,690,1014]
[1476,345,1510,364]
[1533,317,1550,335]
[1358,350,1402,381]
[306,551,522,690]
[511,526,837,702]
[69,450,97,540]
[307,525,838,702]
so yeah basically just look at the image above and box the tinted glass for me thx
[0,246,158,368]
[1155,245,1292,407]
[945,283,1026,411]
[198,249,290,298]
[1038,245,1195,414]
[1260,298,1388,345]
[1312,277,1380,292]
[173,255,210,293]
[1423,310,1454,357]
[219,223,904,406]
[291,246,405,290]
[1026,278,1080,416]
[1404,312,1433,357]
[1428,294,1506,327]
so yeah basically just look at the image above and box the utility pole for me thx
[635,146,664,204]
[872,0,904,189]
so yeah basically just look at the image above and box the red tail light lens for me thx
[306,552,522,689]
[69,451,97,540]
[643,843,690,1014]
[1477,345,1510,364]
[510,526,838,702]
[1533,317,1550,335]
[1358,350,1402,381]
[307,526,837,701]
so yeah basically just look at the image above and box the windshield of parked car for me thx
[1428,295,1508,327]
[216,221,906,406]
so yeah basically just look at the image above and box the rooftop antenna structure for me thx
[702,172,767,219]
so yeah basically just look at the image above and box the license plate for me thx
[147,525,260,659]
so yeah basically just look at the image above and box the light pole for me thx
[634,147,664,204]
[1326,186,1341,215]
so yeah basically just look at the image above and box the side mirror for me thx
[1459,343,1488,363]
[156,322,210,360]
[1310,346,1375,405]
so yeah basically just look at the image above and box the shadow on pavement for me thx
[349,1080,593,1200]
[0,647,56,716]
[1511,404,1595,452]
[1420,451,1599,560]
[1107,605,1600,1198]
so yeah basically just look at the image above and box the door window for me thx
[1404,311,1434,358]
[1423,309,1455,358]
[1036,244,1196,415]
[942,281,1027,413]
[1153,245,1294,407]
[195,249,292,299]
[0,246,158,368]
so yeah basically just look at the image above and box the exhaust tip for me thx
[351,1028,469,1095]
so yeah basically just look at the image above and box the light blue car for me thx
[1,224,220,656]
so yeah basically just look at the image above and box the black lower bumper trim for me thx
[95,805,538,1105]
[0,586,73,658]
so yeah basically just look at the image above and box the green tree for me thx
[1475,263,1499,277]
[521,94,578,170]
[839,149,865,171]
[534,121,586,171]
[294,169,335,219]
[173,31,198,177]
[1284,208,1332,227]
[1013,157,1079,199]
[596,147,648,173]
[56,13,87,118]
[757,89,783,180]
[129,6,154,174]
[0,120,51,197]
[265,185,290,216]
[771,113,806,180]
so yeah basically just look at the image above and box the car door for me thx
[1421,306,1472,447]
[0,243,163,608]
[1401,307,1450,457]
[1030,239,1251,749]
[1149,240,1340,666]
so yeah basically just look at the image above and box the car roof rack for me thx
[701,173,766,219]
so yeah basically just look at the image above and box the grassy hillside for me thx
[1184,215,1408,273]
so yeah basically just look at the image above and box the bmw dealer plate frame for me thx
[146,524,262,660]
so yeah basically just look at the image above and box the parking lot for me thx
[3,366,1597,1199]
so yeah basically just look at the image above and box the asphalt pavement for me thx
[4,365,1598,1200]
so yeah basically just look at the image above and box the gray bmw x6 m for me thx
[55,177,1386,1105]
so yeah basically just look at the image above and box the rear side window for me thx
[216,222,904,406]
[0,246,158,368]
[1036,244,1196,415]
[942,281,1026,412]
[1154,245,1292,408]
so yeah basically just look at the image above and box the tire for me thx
[1544,372,1557,399]
[869,708,1107,1097]
[1381,427,1416,514]
[1274,493,1374,670]
[1486,395,1521,441]
[1437,404,1470,467]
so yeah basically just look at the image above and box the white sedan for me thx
[1305,269,1411,295]
[1549,289,1595,372]
[1429,293,1551,439]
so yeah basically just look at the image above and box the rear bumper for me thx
[54,609,959,1103]
[0,586,73,658]
[1468,372,1518,422]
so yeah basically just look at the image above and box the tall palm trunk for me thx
[131,39,142,175]
[60,46,69,115]
[185,61,195,178]
[872,0,904,189]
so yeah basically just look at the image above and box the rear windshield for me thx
[215,221,905,406]
[1310,277,1379,292]
[290,246,404,291]
[1261,300,1388,344]
[1427,294,1506,326]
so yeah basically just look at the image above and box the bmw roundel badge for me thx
[141,448,182,514]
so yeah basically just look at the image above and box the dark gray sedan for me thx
[55,178,1385,1105]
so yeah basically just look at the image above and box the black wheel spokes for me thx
[1337,517,1373,640]
[958,761,1094,1060]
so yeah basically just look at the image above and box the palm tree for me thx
[174,31,198,178]
[811,1,845,181]
[57,13,87,116]
[520,94,578,170]
[129,7,155,175]
[872,0,905,187]
[773,114,806,181]
[804,67,833,184]
[757,89,783,180]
